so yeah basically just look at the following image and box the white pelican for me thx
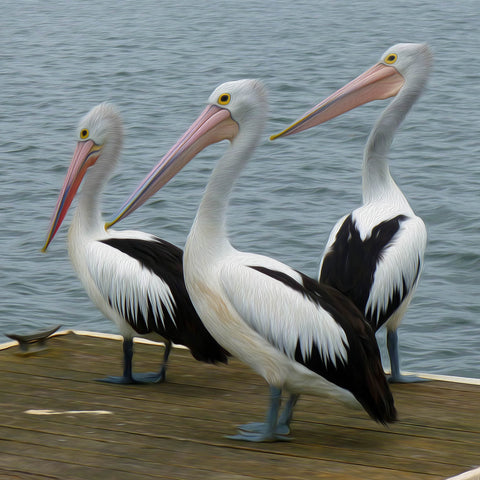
[42,103,228,384]
[271,43,432,382]
[106,80,396,442]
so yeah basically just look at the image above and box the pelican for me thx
[42,103,228,384]
[106,79,396,442]
[271,43,432,382]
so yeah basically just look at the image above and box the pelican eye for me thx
[80,128,90,140]
[384,53,398,64]
[218,93,231,105]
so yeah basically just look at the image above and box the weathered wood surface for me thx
[0,332,478,480]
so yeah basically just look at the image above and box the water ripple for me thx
[0,0,479,378]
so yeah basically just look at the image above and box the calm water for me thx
[1,1,479,378]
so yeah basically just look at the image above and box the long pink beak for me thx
[42,140,102,252]
[106,104,238,229]
[270,63,405,140]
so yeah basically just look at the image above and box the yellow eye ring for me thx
[80,128,90,140]
[218,93,231,105]
[384,53,398,64]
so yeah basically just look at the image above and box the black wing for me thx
[100,236,229,364]
[320,214,419,330]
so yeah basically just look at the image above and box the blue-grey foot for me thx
[238,393,299,435]
[388,372,429,383]
[227,429,291,442]
[387,330,428,383]
[97,369,167,384]
[96,338,171,385]
[228,386,293,442]
[131,369,167,383]
[97,374,141,384]
[237,421,290,436]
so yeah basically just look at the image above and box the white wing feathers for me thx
[366,215,426,323]
[219,253,349,367]
[85,239,177,329]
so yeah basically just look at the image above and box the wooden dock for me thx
[0,331,478,480]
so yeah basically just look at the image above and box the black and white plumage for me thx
[107,79,396,442]
[42,103,228,384]
[271,43,432,382]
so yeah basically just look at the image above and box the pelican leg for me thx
[238,393,299,436]
[133,340,172,383]
[387,330,427,383]
[228,386,291,442]
[97,337,137,384]
[97,338,171,384]
[277,393,299,432]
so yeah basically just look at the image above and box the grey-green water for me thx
[1,0,479,378]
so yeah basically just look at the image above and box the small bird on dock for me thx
[42,103,229,384]
[106,79,397,442]
[270,43,432,382]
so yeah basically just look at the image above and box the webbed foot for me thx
[97,369,166,384]
[237,421,290,436]
[227,428,291,442]
[388,373,429,383]
[96,375,140,385]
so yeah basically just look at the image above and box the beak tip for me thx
[270,127,293,141]
[269,131,286,141]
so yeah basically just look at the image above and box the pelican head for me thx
[42,103,123,252]
[270,43,432,140]
[106,79,267,228]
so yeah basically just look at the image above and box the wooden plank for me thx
[0,332,478,480]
